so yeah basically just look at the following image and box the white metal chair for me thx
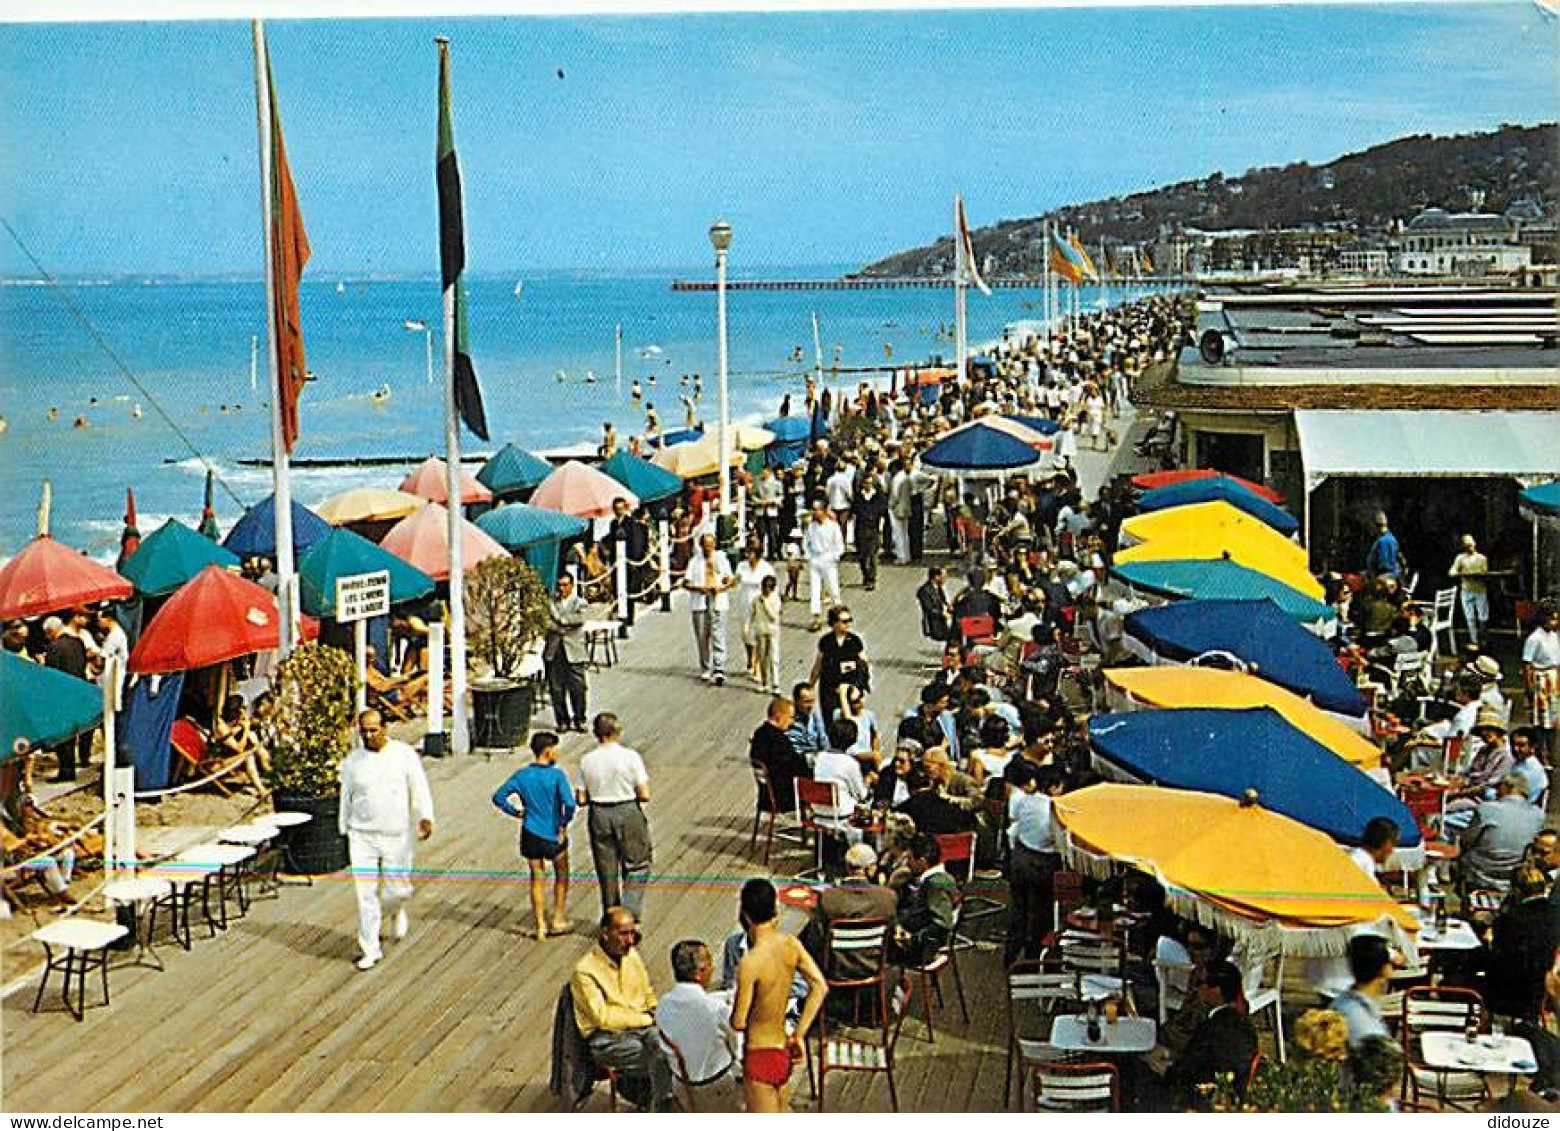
[1031,1062,1121,1112]
[1430,587,1457,661]
[1240,947,1286,1063]
[1154,956,1194,1023]
[1005,960,1082,1108]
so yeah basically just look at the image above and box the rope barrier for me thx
[0,812,107,880]
[132,751,258,801]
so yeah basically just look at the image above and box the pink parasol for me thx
[399,455,493,506]
[0,536,134,620]
[379,502,508,581]
[530,460,638,520]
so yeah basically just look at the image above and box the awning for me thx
[1295,410,1560,492]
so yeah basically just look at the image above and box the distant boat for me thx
[336,282,346,294]
[556,369,567,382]
[584,370,597,384]
[514,280,523,297]
[638,344,663,359]
[371,384,392,405]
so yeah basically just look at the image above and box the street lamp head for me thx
[709,219,733,254]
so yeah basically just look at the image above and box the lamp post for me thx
[404,318,433,385]
[709,219,732,517]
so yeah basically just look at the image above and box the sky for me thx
[0,2,1555,276]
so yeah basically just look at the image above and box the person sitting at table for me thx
[748,696,809,815]
[1509,726,1550,810]
[1459,773,1546,893]
[1157,923,1228,1057]
[812,719,872,853]
[1484,863,1560,1024]
[1444,709,1516,829]
[654,939,742,1112]
[1327,935,1394,1050]
[800,842,897,982]
[888,832,957,966]
[895,767,975,837]
[1162,960,1258,1106]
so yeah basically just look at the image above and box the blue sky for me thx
[0,3,1554,275]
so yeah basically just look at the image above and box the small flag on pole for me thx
[264,48,311,454]
[1068,234,1100,282]
[954,196,992,297]
[1049,231,1084,283]
[436,42,489,441]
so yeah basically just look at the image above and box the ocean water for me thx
[0,270,1164,558]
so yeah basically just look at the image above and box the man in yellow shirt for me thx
[571,907,672,1110]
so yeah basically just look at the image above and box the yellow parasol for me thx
[1102,666,1382,769]
[1116,500,1322,600]
[315,487,428,526]
[732,424,776,451]
[1052,783,1417,955]
[650,433,745,479]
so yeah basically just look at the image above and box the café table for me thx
[1049,1014,1157,1055]
[1419,1031,1537,1098]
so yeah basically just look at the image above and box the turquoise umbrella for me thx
[475,504,587,590]
[0,650,102,758]
[297,527,436,618]
[599,450,683,505]
[476,443,554,497]
[120,517,241,597]
[1111,558,1337,633]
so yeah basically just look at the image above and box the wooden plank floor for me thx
[1,425,1137,1114]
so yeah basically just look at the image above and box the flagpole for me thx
[614,322,623,396]
[953,196,968,387]
[811,311,824,393]
[437,36,470,756]
[253,19,297,659]
[1042,220,1051,345]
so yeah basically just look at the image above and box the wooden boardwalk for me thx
[2,424,1138,1114]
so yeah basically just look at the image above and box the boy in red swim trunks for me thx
[731,878,827,1113]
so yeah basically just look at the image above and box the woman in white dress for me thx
[734,539,776,681]
[1082,381,1107,451]
[748,573,783,694]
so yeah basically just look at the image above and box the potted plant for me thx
[464,555,550,749]
[267,640,358,873]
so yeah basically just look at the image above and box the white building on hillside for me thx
[1396,208,1532,276]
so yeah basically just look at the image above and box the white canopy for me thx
[1295,410,1560,492]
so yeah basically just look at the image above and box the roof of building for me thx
[1405,209,1512,232]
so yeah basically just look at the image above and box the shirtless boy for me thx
[730,878,827,1113]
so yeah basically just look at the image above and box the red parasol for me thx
[127,564,317,673]
[379,502,508,582]
[399,455,493,507]
[1129,469,1285,504]
[0,536,134,620]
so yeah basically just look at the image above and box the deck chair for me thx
[169,719,248,796]
[363,666,419,722]
[1430,587,1457,660]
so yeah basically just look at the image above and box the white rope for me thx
[0,812,107,879]
[132,751,257,800]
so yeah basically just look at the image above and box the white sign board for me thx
[336,570,390,623]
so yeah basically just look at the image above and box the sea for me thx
[0,268,1166,559]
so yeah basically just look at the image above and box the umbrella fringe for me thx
[1058,832,1417,959]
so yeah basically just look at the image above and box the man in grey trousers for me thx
[577,712,653,919]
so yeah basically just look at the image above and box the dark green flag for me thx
[436,38,489,441]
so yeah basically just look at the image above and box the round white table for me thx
[175,843,257,930]
[103,875,173,971]
[1049,1014,1157,1055]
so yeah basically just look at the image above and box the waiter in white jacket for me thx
[339,709,435,971]
[803,498,846,632]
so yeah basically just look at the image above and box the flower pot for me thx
[470,678,534,750]
[273,792,349,874]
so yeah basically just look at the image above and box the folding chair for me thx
[169,718,248,796]
[811,972,912,1112]
[1401,985,1490,1110]
[1005,959,1082,1108]
[1030,1061,1120,1112]
[957,614,1000,653]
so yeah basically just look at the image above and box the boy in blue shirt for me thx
[492,731,578,939]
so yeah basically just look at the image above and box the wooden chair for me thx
[1005,959,1082,1108]
[1030,1061,1120,1112]
[821,916,891,1028]
[811,972,912,1112]
[1401,985,1490,1110]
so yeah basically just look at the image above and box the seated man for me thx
[812,718,871,840]
[889,832,958,966]
[894,767,976,837]
[655,939,741,1111]
[1484,864,1560,1024]
[800,843,896,982]
[571,907,673,1110]
[748,696,809,815]
[1460,773,1546,892]
[1162,959,1258,1105]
